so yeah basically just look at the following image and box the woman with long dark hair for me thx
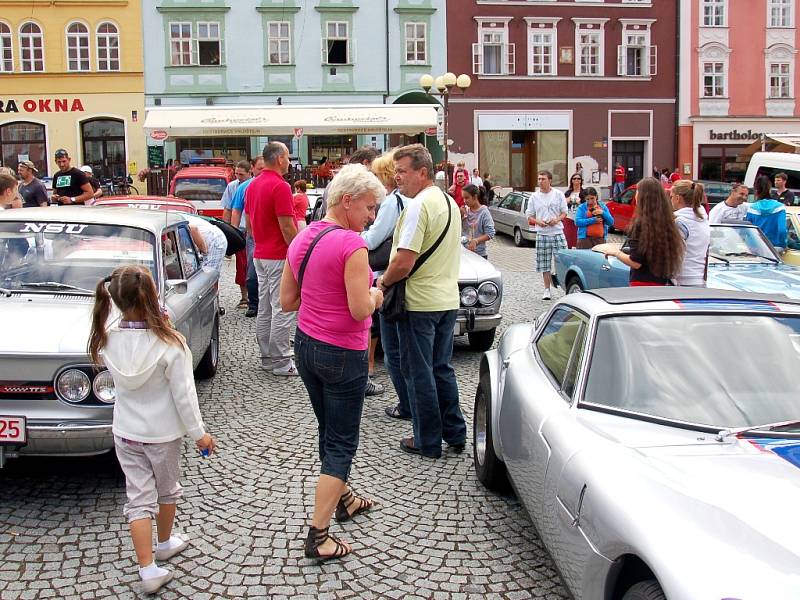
[610,177,685,286]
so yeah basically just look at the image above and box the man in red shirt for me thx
[245,142,299,375]
[613,162,626,198]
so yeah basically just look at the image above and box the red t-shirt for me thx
[245,170,295,260]
[614,166,626,183]
[292,192,309,224]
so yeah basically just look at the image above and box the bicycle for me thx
[100,176,139,197]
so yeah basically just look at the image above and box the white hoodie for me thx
[101,329,205,443]
[674,206,711,287]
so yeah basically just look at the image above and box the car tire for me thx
[195,316,219,380]
[468,328,496,352]
[473,372,509,491]
[513,227,525,247]
[566,277,584,294]
[621,580,666,600]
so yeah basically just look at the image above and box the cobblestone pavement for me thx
[0,233,570,600]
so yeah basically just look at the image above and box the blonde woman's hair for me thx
[671,179,706,219]
[370,150,396,190]
[326,163,386,209]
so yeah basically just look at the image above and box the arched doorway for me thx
[81,118,126,179]
[392,91,443,164]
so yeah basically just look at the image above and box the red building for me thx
[446,0,678,191]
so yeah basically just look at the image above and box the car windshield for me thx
[173,178,227,203]
[709,225,778,263]
[583,313,800,432]
[0,221,157,294]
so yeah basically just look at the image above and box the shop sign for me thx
[478,113,570,131]
[708,129,762,141]
[0,98,85,113]
[150,130,169,141]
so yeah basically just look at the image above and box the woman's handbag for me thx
[368,192,404,272]
[380,193,452,323]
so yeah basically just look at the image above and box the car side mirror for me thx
[166,279,188,294]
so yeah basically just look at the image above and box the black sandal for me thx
[334,488,374,522]
[304,526,351,561]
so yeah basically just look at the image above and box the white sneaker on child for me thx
[155,535,189,561]
[542,288,552,300]
[139,563,173,594]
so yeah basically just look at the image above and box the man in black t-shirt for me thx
[52,149,93,205]
[774,172,797,206]
[16,160,49,207]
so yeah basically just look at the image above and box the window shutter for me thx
[192,37,199,66]
[649,45,657,76]
[321,38,327,64]
[507,43,515,75]
[472,42,481,75]
[617,44,624,76]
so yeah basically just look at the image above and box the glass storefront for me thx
[175,136,249,165]
[82,118,126,179]
[698,145,748,183]
[479,129,568,189]
[0,121,47,175]
[309,135,357,165]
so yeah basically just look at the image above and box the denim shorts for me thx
[294,328,368,482]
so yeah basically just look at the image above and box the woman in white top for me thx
[670,180,711,287]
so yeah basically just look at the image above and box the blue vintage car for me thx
[553,223,800,296]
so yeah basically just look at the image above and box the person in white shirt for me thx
[525,170,568,299]
[670,180,711,287]
[88,265,216,595]
[470,168,483,188]
[186,215,228,273]
[708,183,749,224]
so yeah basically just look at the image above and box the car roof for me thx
[0,206,187,232]
[96,195,194,205]
[173,167,230,177]
[786,205,800,215]
[585,286,800,307]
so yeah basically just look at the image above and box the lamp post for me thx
[419,72,471,187]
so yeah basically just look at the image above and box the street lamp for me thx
[420,71,471,186]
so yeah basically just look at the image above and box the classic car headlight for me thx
[477,281,499,306]
[92,370,116,404]
[460,286,478,307]
[56,369,91,403]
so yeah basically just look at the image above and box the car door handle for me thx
[601,264,611,271]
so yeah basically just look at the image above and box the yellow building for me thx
[0,0,145,185]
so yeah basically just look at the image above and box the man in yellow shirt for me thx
[378,144,466,459]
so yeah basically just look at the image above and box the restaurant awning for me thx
[738,133,800,161]
[143,104,438,138]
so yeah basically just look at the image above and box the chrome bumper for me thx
[455,311,502,335]
[17,421,114,457]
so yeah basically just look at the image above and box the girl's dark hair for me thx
[585,187,598,198]
[88,265,185,365]
[463,183,486,205]
[671,179,706,219]
[629,177,685,279]
[754,175,773,200]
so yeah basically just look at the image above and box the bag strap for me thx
[394,190,404,213]
[297,224,342,290]
[408,191,453,279]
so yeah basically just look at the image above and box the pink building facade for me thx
[678,0,800,181]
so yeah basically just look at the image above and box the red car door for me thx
[606,186,637,232]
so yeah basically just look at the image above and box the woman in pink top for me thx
[292,179,310,231]
[280,164,384,561]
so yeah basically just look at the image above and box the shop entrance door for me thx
[82,119,126,179]
[612,140,645,188]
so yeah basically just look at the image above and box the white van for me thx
[744,151,800,190]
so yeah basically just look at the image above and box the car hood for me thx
[0,295,116,355]
[458,246,500,283]
[709,263,800,297]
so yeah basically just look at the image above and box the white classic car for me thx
[0,207,220,467]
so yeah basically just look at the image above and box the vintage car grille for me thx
[0,382,57,400]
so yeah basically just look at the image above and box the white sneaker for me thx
[154,536,189,561]
[542,288,552,300]
[272,361,299,377]
[140,566,173,595]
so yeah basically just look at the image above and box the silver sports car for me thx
[474,287,800,599]
[0,207,220,467]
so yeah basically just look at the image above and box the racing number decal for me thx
[0,420,20,439]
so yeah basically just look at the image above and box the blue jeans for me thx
[397,310,466,458]
[294,328,368,481]
[246,234,258,311]
[612,181,625,198]
[379,312,411,418]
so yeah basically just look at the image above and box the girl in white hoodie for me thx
[671,180,711,287]
[88,265,216,595]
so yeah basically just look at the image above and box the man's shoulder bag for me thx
[368,191,404,272]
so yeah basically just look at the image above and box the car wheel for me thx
[195,316,219,379]
[468,328,496,352]
[513,227,525,247]
[566,277,584,294]
[473,372,509,491]
[622,580,666,600]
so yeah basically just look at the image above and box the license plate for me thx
[0,416,26,445]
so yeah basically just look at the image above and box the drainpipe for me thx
[385,0,391,103]
[674,0,680,175]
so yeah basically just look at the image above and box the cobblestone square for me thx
[0,235,571,599]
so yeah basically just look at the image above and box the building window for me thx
[472,21,514,76]
[1,122,47,176]
[0,23,12,72]
[576,26,603,76]
[698,145,747,182]
[66,22,90,72]
[404,22,427,65]
[324,21,350,65]
[19,22,44,72]
[96,22,120,71]
[530,31,555,75]
[618,22,656,77]
[267,21,291,65]
[169,22,192,66]
[769,0,793,27]
[769,62,792,98]
[702,0,726,27]
[197,22,222,66]
[702,62,725,97]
